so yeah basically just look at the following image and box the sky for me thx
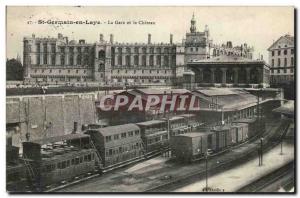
[6,6,294,63]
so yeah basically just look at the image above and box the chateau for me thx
[23,14,254,85]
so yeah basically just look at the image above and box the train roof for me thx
[92,123,140,136]
[136,120,166,126]
[26,133,90,145]
[232,118,257,123]
[212,125,232,131]
[177,132,214,138]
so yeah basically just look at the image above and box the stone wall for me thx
[6,93,98,147]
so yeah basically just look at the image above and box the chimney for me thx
[100,34,104,42]
[72,122,78,134]
[170,34,173,44]
[110,34,114,44]
[148,34,151,44]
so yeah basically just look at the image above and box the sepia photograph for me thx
[5,6,295,193]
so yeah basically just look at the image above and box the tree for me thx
[6,58,23,81]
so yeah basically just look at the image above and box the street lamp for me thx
[280,139,283,155]
[260,137,264,166]
[202,150,209,192]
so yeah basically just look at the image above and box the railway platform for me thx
[174,141,294,192]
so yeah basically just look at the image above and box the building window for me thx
[277,58,281,67]
[157,55,161,66]
[272,51,274,56]
[68,70,70,73]
[142,47,147,54]
[118,55,122,65]
[291,68,294,73]
[284,69,287,73]
[284,50,287,55]
[150,47,154,53]
[190,47,193,52]
[43,43,47,52]
[61,55,65,65]
[76,70,78,73]
[51,54,56,65]
[291,49,294,54]
[142,55,146,65]
[49,69,52,73]
[36,56,40,65]
[121,133,126,139]
[134,55,139,65]
[125,55,130,66]
[77,55,82,65]
[134,47,139,53]
[69,55,74,65]
[105,136,112,142]
[43,54,47,64]
[277,69,280,73]
[278,50,281,56]
[149,55,154,66]
[291,57,294,66]
[114,134,119,140]
[59,70,61,73]
[126,47,131,53]
[164,56,169,66]
[284,58,287,66]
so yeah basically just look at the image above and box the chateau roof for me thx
[268,34,295,51]
[189,55,264,64]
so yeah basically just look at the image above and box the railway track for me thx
[237,161,294,192]
[144,120,290,192]
[46,119,288,193]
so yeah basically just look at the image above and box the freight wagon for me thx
[233,118,265,138]
[231,123,249,142]
[170,132,214,162]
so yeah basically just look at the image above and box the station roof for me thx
[136,120,166,126]
[232,118,257,124]
[93,123,140,136]
[133,88,190,95]
[273,100,294,117]
[192,88,257,111]
[180,114,196,118]
[194,88,247,96]
[28,133,90,145]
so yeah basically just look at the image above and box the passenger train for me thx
[7,114,264,192]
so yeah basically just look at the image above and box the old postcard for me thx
[6,6,295,193]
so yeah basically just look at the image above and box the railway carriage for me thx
[136,120,169,154]
[86,124,144,169]
[22,133,96,188]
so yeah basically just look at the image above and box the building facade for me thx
[23,15,254,85]
[268,34,295,85]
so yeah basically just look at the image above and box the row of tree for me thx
[6,58,23,81]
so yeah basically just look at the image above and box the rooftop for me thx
[91,123,140,136]
[189,55,265,64]
[28,133,90,145]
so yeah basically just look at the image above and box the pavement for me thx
[174,141,294,192]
